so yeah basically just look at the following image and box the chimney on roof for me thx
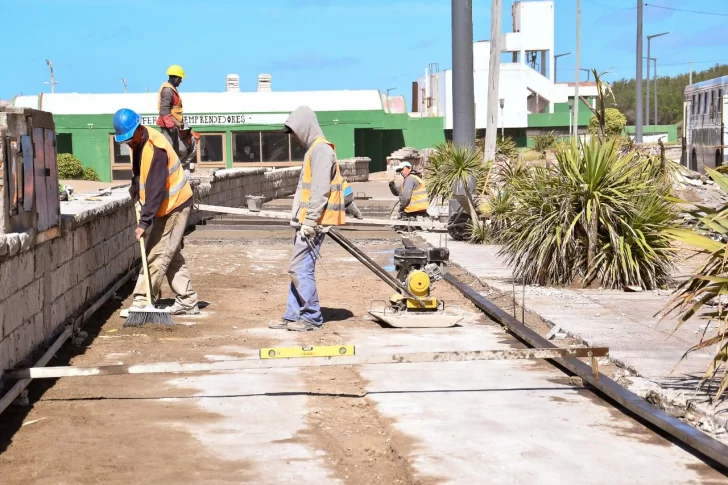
[257,73,272,92]
[226,74,240,92]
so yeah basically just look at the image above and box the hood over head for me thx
[284,106,324,148]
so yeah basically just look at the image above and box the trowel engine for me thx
[389,247,450,312]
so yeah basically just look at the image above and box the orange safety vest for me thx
[157,82,183,124]
[297,137,346,226]
[404,174,430,213]
[139,127,193,217]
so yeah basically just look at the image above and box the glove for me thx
[387,170,395,183]
[300,224,317,239]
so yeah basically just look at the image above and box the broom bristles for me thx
[123,305,174,327]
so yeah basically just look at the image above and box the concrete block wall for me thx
[340,158,370,182]
[0,167,302,377]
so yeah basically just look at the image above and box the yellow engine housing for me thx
[407,270,431,297]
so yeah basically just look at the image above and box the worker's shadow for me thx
[321,307,354,322]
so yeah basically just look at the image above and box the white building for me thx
[413,1,598,134]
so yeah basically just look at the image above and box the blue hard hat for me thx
[113,108,141,142]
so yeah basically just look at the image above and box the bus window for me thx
[692,95,696,114]
[720,90,723,113]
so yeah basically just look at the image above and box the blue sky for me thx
[2,0,727,101]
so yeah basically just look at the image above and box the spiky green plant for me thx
[662,166,728,399]
[496,136,518,160]
[498,138,680,288]
[533,132,557,152]
[424,142,490,203]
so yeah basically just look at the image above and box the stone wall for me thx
[0,167,302,378]
[340,158,370,182]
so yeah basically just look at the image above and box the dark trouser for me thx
[399,209,429,220]
[161,127,188,161]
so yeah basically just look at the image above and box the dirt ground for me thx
[0,226,478,484]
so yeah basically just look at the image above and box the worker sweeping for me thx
[157,64,189,160]
[113,108,200,317]
[268,106,346,332]
[388,161,430,219]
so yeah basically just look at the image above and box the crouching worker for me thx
[268,106,346,331]
[343,180,363,219]
[113,108,200,316]
[387,161,430,219]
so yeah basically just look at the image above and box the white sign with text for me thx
[141,113,288,126]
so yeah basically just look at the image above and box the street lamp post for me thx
[568,97,575,142]
[386,87,396,112]
[573,0,581,140]
[653,58,659,125]
[636,0,643,143]
[580,68,591,81]
[44,59,58,93]
[554,52,571,83]
[646,31,670,126]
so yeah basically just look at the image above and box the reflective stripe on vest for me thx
[138,127,193,217]
[296,137,346,226]
[158,82,183,123]
[404,174,430,213]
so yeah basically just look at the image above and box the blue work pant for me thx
[283,230,325,325]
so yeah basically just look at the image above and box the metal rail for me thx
[5,348,609,380]
[443,272,728,470]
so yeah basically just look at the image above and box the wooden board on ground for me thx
[368,310,464,328]
[197,204,448,231]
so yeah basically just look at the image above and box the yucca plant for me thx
[498,137,680,288]
[533,132,557,152]
[424,141,490,204]
[474,188,515,244]
[662,166,728,399]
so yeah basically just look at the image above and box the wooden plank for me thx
[44,130,60,228]
[21,135,34,212]
[32,128,49,231]
[7,137,19,215]
[5,348,610,380]
[197,204,448,231]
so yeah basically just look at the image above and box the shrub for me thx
[663,166,728,399]
[588,108,627,138]
[496,136,518,160]
[424,142,490,203]
[82,167,100,181]
[497,137,680,289]
[532,132,557,152]
[57,153,83,179]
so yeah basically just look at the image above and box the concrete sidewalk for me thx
[421,234,728,437]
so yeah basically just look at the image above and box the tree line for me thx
[609,64,728,126]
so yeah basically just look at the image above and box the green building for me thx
[13,87,445,182]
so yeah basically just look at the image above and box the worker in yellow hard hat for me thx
[156,65,189,163]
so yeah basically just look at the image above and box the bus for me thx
[683,75,728,173]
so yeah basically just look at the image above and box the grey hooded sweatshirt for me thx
[285,106,337,228]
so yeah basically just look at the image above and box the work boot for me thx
[268,318,293,329]
[120,298,147,318]
[167,302,200,315]
[287,320,322,332]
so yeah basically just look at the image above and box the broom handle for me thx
[135,203,154,306]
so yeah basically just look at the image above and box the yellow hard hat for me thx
[166,65,185,78]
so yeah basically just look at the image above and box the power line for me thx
[583,0,635,11]
[645,3,728,17]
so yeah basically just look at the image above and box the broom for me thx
[124,202,174,327]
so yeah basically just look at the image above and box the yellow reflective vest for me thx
[139,127,193,217]
[404,175,430,213]
[297,137,346,226]
[157,82,183,124]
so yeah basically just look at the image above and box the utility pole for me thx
[635,0,643,143]
[646,32,669,127]
[573,0,581,140]
[122,78,128,94]
[654,58,658,125]
[451,0,476,215]
[484,0,502,161]
[689,60,693,84]
[44,59,58,93]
